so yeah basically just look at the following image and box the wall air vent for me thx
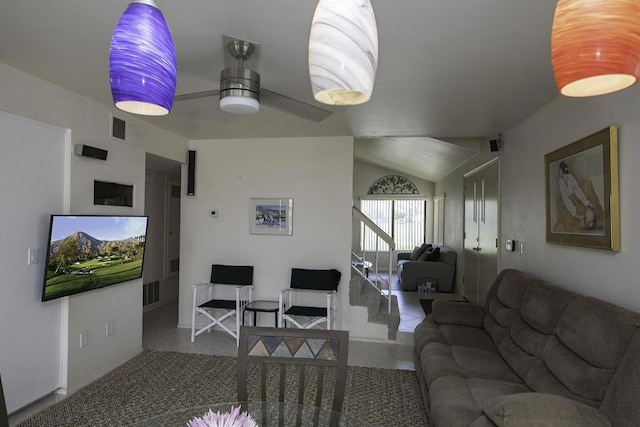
[110,114,139,145]
[112,116,126,140]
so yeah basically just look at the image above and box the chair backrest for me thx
[237,326,349,414]
[210,264,253,285]
[290,268,341,291]
[0,374,9,427]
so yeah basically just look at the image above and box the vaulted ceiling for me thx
[0,1,560,181]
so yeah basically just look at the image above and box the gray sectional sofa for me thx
[397,244,457,292]
[414,268,640,427]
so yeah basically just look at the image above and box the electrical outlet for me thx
[106,320,114,336]
[28,248,39,265]
[80,331,88,348]
[210,209,219,217]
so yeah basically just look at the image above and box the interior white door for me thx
[476,164,499,305]
[463,178,480,304]
[0,112,65,412]
[463,160,499,305]
[166,180,181,279]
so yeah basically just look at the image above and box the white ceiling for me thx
[0,0,560,181]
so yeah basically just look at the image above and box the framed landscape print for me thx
[545,126,619,251]
[249,198,294,236]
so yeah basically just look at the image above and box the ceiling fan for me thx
[174,36,332,123]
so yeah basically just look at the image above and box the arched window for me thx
[367,175,419,194]
[362,175,425,251]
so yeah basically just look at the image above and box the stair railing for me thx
[352,206,395,313]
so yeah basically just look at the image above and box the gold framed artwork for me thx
[545,126,619,251]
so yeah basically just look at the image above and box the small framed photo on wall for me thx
[249,198,294,236]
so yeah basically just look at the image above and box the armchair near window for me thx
[191,264,254,346]
[279,268,341,330]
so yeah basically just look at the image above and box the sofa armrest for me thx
[397,252,411,262]
[398,261,455,291]
[482,393,611,427]
[432,300,484,327]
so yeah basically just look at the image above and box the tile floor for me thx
[8,282,426,426]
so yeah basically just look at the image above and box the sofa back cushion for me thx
[418,246,440,261]
[484,269,640,413]
[436,245,457,266]
[409,243,431,260]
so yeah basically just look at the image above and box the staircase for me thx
[349,272,400,340]
[350,206,401,340]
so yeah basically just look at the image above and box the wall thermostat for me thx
[505,240,516,251]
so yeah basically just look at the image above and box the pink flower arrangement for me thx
[186,406,258,427]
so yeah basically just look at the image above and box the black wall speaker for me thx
[489,139,500,152]
[187,150,196,196]
[74,144,108,161]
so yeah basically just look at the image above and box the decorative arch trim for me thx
[367,175,419,194]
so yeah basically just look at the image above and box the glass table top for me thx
[129,401,370,426]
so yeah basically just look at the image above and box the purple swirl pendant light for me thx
[109,0,177,116]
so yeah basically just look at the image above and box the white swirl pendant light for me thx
[308,0,378,105]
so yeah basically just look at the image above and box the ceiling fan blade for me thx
[174,89,220,102]
[174,87,332,123]
[261,89,332,123]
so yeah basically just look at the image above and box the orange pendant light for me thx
[551,0,640,97]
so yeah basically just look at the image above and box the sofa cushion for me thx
[468,378,531,411]
[433,300,484,327]
[555,297,640,369]
[418,246,440,261]
[438,246,457,266]
[409,243,431,260]
[429,376,483,427]
[482,393,612,427]
[520,282,577,335]
[414,317,448,353]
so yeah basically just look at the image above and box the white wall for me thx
[498,87,640,312]
[437,85,640,313]
[179,137,388,341]
[0,62,188,400]
[0,112,67,412]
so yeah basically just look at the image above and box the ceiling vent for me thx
[110,114,139,145]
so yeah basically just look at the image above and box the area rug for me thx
[18,350,429,426]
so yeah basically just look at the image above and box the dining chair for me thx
[191,264,254,346]
[279,268,341,330]
[237,326,349,426]
[1,374,9,427]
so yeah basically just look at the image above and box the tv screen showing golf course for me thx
[42,215,149,301]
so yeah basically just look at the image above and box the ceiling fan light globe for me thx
[220,96,260,114]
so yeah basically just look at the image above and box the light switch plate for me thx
[505,240,515,251]
[28,248,39,265]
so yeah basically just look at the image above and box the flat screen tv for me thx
[42,215,149,302]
